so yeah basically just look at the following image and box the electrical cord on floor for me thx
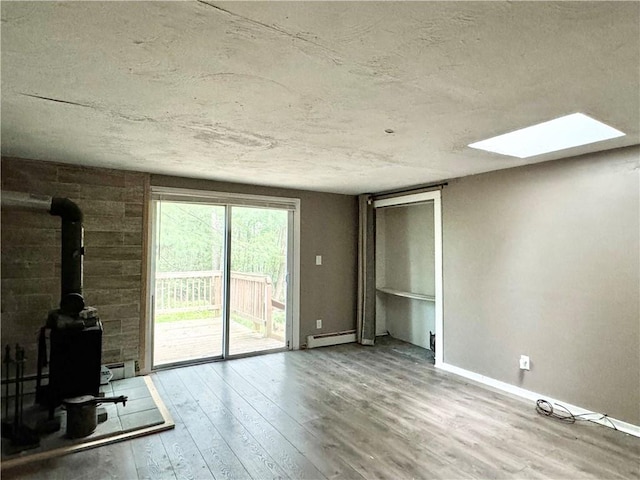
[535,399,617,430]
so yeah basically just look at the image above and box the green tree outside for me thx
[157,202,287,302]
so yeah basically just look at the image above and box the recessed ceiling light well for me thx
[468,113,625,158]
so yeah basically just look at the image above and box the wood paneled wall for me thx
[1,158,148,374]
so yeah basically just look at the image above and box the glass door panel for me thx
[153,201,225,366]
[228,206,288,356]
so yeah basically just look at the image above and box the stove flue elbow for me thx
[50,197,83,223]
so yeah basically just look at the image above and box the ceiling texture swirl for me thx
[2,1,638,194]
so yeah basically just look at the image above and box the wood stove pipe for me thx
[2,192,85,315]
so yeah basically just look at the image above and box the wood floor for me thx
[3,338,639,479]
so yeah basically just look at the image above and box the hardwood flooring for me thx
[3,337,639,479]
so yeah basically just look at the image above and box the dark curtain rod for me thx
[370,181,448,201]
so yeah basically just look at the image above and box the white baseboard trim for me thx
[306,330,356,349]
[438,362,640,438]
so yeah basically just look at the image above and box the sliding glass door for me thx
[228,206,288,356]
[152,202,226,366]
[151,192,294,368]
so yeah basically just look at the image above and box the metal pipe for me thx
[2,191,85,314]
[57,214,84,310]
[0,191,52,211]
[50,197,85,314]
[50,197,83,223]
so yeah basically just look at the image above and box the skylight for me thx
[468,113,625,158]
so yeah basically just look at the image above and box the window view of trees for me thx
[157,202,224,273]
[230,207,288,303]
[156,202,287,302]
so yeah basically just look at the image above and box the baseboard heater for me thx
[306,330,356,349]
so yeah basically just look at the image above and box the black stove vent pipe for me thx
[1,192,85,315]
[49,197,85,315]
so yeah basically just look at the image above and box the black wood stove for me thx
[2,193,103,417]
[34,196,104,416]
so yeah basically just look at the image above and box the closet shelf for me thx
[376,287,435,302]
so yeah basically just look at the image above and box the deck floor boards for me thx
[3,337,639,479]
[153,317,285,365]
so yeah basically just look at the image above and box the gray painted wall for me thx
[151,175,359,345]
[442,146,640,424]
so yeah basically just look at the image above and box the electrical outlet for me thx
[315,255,322,265]
[316,319,322,329]
[519,355,530,370]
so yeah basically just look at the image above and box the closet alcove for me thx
[374,200,436,354]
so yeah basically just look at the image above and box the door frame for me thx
[142,187,301,372]
[373,190,443,366]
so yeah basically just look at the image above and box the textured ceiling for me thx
[2,1,639,194]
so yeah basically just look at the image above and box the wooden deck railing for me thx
[155,270,284,340]
[155,270,223,313]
